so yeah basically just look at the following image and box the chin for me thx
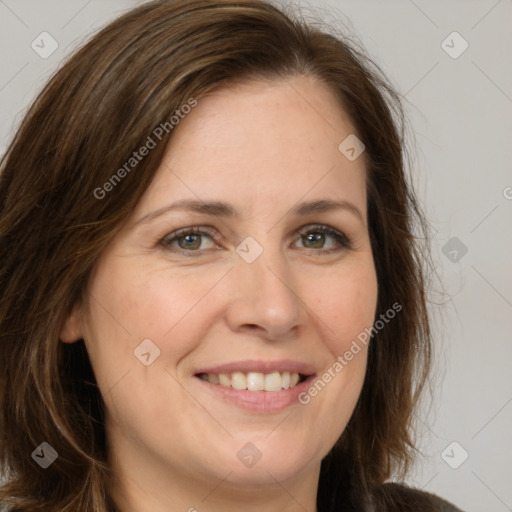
[214,433,321,486]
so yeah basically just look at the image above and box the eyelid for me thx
[166,225,216,239]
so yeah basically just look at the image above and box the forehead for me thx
[133,76,367,221]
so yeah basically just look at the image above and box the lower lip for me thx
[194,376,315,413]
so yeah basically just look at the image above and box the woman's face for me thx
[63,76,378,495]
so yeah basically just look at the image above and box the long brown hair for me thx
[0,1,432,510]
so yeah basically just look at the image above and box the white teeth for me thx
[281,371,290,389]
[219,373,231,386]
[264,372,282,392]
[200,371,303,391]
[247,372,264,391]
[231,372,247,390]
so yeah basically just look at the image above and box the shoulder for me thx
[372,482,464,512]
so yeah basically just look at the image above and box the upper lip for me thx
[194,359,316,376]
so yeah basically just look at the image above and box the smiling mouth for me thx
[195,371,307,392]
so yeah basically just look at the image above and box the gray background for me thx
[1,1,511,510]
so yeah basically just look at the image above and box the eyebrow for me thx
[132,198,365,227]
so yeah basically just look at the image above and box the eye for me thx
[160,226,218,253]
[159,224,352,256]
[294,224,352,253]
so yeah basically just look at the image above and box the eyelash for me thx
[159,224,352,256]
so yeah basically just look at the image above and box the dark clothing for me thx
[376,483,463,511]
[330,482,464,511]
[0,482,464,511]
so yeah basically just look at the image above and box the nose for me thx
[223,246,304,340]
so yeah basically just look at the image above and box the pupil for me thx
[180,234,200,249]
[306,232,324,248]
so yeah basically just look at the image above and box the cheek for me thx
[121,263,234,354]
[307,259,378,357]
[298,259,377,437]
[83,257,226,376]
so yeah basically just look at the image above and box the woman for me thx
[0,0,463,510]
